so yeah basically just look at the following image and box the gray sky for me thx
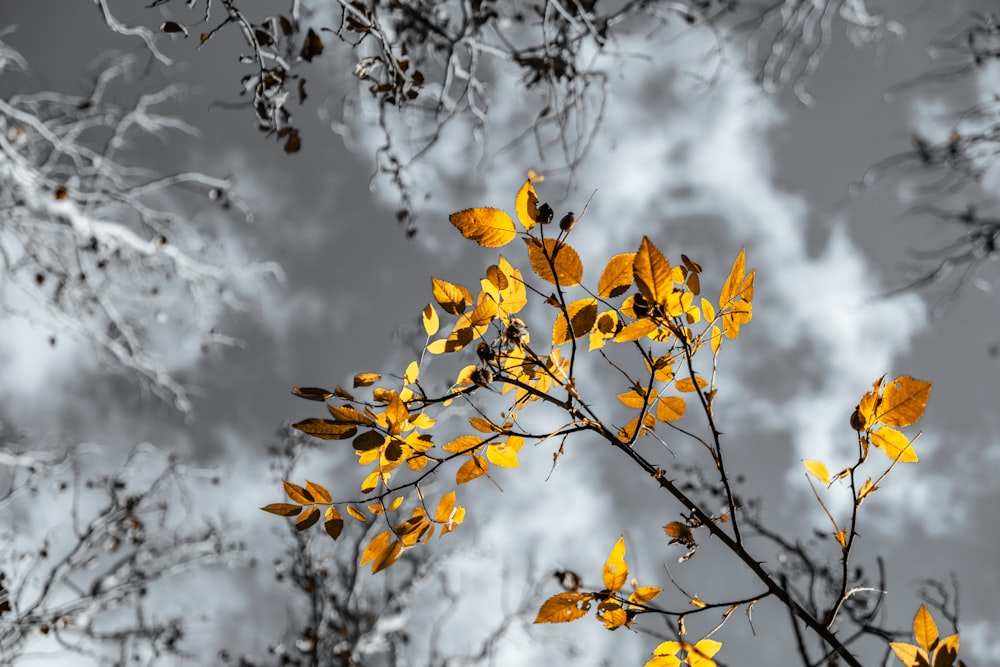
[2,1,999,665]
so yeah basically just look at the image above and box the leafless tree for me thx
[0,423,246,665]
[0,31,281,412]
[93,0,908,233]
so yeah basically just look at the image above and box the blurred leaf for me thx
[300,28,324,61]
[534,592,592,624]
[261,503,302,516]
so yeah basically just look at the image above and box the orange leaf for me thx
[675,376,706,393]
[913,605,939,653]
[283,480,314,504]
[524,238,583,286]
[291,386,333,401]
[534,592,593,624]
[456,455,488,484]
[598,253,636,298]
[657,396,686,422]
[876,376,932,428]
[449,207,517,247]
[720,248,747,307]
[261,503,302,517]
[552,298,598,344]
[293,418,357,440]
[305,480,332,504]
[633,237,674,306]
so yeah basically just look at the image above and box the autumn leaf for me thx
[633,237,678,307]
[552,298,598,345]
[431,277,473,315]
[598,253,636,298]
[261,503,302,517]
[324,506,344,540]
[456,456,488,484]
[293,418,357,440]
[629,586,662,605]
[603,536,628,593]
[534,592,593,623]
[656,396,685,422]
[515,178,541,231]
[890,642,929,667]
[875,376,932,428]
[524,238,583,286]
[802,459,831,485]
[422,303,439,336]
[449,207,517,247]
[295,506,321,530]
[913,605,939,653]
[687,639,723,667]
[486,436,523,468]
[305,480,332,504]
[870,427,918,462]
[283,480,314,504]
[291,386,333,401]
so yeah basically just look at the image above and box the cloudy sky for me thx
[2,1,999,665]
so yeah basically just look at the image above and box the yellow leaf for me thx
[657,396,686,422]
[552,298,598,345]
[534,592,592,624]
[618,387,657,409]
[360,469,381,493]
[295,506,320,531]
[293,418,357,440]
[802,460,831,485]
[353,372,381,387]
[614,319,658,343]
[524,238,583,286]
[603,536,628,593]
[633,237,674,306]
[422,303,439,336]
[687,639,723,667]
[856,478,877,505]
[871,427,918,462]
[690,596,707,608]
[598,253,636,298]
[431,277,473,315]
[876,376,932,428]
[701,298,716,322]
[720,248,747,307]
[890,642,929,667]
[360,530,392,566]
[327,405,375,425]
[486,436,523,468]
[443,435,483,454]
[324,506,344,540]
[629,586,662,605]
[597,599,629,629]
[283,480,314,504]
[261,503,302,517]
[646,650,682,667]
[913,605,939,653]
[426,338,448,354]
[515,178,540,231]
[305,480,332,504]
[449,207,517,247]
[710,325,722,354]
[675,376,706,393]
[456,455,488,484]
[345,504,367,522]
[435,491,457,523]
[498,255,527,314]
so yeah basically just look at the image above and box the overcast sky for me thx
[2,1,999,665]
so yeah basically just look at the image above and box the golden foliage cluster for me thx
[268,174,959,666]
